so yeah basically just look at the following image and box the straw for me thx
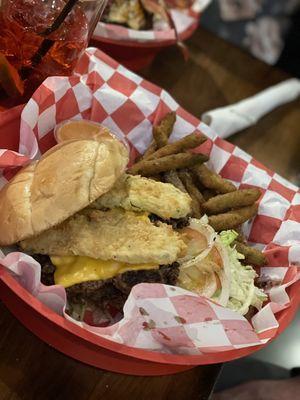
[24,0,80,72]
[41,0,80,36]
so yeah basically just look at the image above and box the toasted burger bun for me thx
[0,134,129,246]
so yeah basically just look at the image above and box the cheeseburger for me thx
[0,132,194,314]
[0,129,266,319]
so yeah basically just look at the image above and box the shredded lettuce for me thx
[219,230,267,315]
[219,230,238,246]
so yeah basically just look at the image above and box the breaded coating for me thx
[21,209,187,265]
[92,174,192,219]
[147,133,207,160]
[193,164,236,194]
[128,153,208,176]
[178,170,205,204]
[163,170,187,193]
[107,0,146,30]
[202,189,216,201]
[178,170,205,218]
[153,112,176,148]
[234,242,267,266]
[208,204,258,231]
[202,188,261,215]
[140,140,157,160]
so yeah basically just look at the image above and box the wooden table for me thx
[1,27,299,400]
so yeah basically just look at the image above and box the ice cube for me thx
[4,0,66,33]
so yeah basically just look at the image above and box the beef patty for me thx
[149,214,190,229]
[32,255,180,310]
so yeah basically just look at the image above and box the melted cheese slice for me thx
[51,256,159,288]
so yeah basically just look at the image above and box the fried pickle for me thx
[21,209,187,265]
[92,174,192,219]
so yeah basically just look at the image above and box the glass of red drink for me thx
[0,0,107,107]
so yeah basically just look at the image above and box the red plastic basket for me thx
[0,266,299,375]
[91,20,199,71]
[0,105,299,376]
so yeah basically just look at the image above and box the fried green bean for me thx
[234,226,246,243]
[147,133,207,160]
[178,170,204,218]
[202,188,261,215]
[140,140,157,160]
[203,189,216,201]
[178,170,205,204]
[193,164,236,194]
[153,111,176,148]
[163,170,187,192]
[128,153,209,176]
[208,204,258,231]
[234,241,267,266]
[190,199,202,218]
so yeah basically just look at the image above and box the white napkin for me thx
[202,78,300,138]
[192,0,212,13]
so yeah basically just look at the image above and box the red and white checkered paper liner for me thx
[93,0,211,44]
[0,47,299,356]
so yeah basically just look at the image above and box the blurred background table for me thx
[143,28,300,185]
[1,26,299,400]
